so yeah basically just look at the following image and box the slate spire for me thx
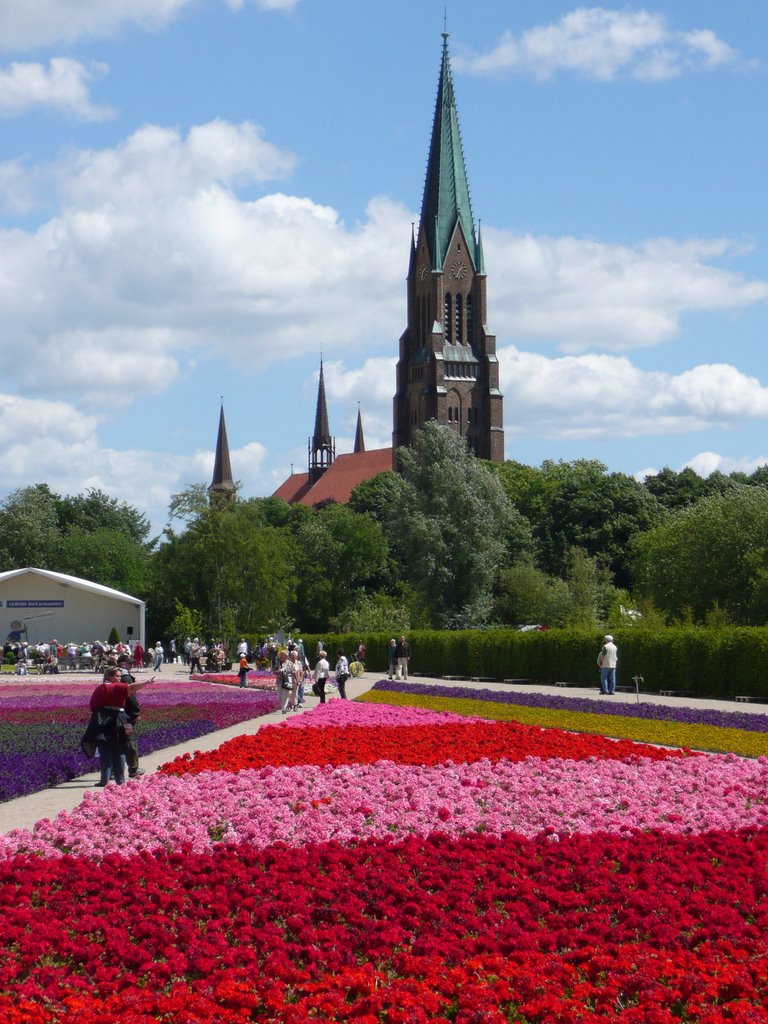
[308,356,335,484]
[353,404,366,453]
[419,31,476,271]
[209,402,235,500]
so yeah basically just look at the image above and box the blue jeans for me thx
[97,741,126,784]
[600,667,616,694]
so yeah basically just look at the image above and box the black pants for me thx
[336,674,348,699]
[316,677,327,703]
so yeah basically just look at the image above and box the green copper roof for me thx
[420,33,476,271]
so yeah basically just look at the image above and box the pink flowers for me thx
[2,691,768,1020]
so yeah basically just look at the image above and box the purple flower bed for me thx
[0,681,278,803]
[372,679,768,733]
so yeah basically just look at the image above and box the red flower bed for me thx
[1,829,768,1021]
[159,717,692,775]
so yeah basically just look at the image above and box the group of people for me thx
[81,658,156,786]
[274,646,351,712]
[5,639,139,674]
[387,636,411,680]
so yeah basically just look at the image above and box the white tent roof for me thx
[0,567,144,607]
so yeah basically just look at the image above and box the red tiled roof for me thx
[272,472,311,504]
[272,448,393,506]
[298,448,393,505]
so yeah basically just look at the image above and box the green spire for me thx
[420,32,476,271]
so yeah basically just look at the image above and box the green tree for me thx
[494,459,664,588]
[633,485,768,624]
[57,527,150,595]
[149,491,298,642]
[383,423,532,628]
[0,485,61,568]
[292,503,388,632]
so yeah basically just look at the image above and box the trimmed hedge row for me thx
[301,627,768,700]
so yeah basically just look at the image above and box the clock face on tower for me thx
[451,260,467,280]
[419,263,429,281]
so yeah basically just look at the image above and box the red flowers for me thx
[159,717,691,775]
[1,830,768,1021]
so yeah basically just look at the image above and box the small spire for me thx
[209,403,235,500]
[308,355,335,484]
[353,404,366,454]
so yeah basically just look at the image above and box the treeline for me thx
[3,424,768,641]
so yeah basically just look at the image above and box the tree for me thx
[149,491,298,642]
[57,527,150,595]
[383,423,532,628]
[0,485,61,568]
[493,459,665,589]
[292,503,388,632]
[633,485,768,624]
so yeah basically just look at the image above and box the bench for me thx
[442,675,470,681]
[659,690,694,698]
[503,678,533,685]
[470,676,497,682]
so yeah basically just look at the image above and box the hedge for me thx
[299,627,768,700]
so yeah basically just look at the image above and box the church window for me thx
[466,295,473,341]
[455,294,463,343]
[444,293,452,342]
[448,407,453,422]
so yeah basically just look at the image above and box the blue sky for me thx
[0,0,767,535]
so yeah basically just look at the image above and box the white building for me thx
[0,568,145,647]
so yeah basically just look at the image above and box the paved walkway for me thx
[1,668,766,835]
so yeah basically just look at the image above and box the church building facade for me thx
[274,31,504,505]
[393,31,504,464]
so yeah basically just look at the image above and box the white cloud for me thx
[322,357,397,451]
[0,59,112,120]
[682,451,768,477]
[455,8,742,81]
[0,121,412,409]
[0,0,299,50]
[498,347,768,439]
[485,230,768,352]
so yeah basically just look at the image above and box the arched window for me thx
[448,407,453,422]
[455,294,463,343]
[444,293,452,342]
[466,294,473,342]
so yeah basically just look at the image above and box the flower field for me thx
[2,691,768,1020]
[365,680,768,757]
[0,679,277,802]
[192,670,278,690]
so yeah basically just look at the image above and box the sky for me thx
[0,0,767,537]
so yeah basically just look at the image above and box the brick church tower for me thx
[393,32,504,464]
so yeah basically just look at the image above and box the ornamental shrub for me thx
[303,626,768,699]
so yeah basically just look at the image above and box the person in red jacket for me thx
[86,666,154,786]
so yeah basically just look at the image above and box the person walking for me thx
[597,635,618,695]
[395,635,411,680]
[238,653,249,688]
[387,638,397,680]
[153,642,164,671]
[313,649,330,704]
[275,650,295,714]
[189,638,203,675]
[117,654,145,778]
[335,649,350,700]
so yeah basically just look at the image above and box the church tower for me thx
[209,402,236,501]
[308,356,336,484]
[393,31,504,464]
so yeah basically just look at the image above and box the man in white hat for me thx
[597,635,618,695]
